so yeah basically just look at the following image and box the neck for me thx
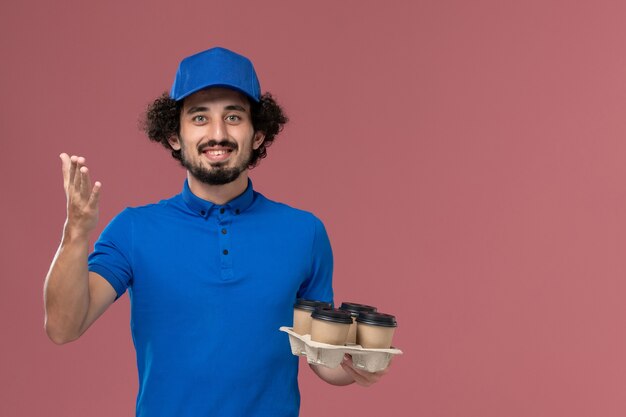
[187,171,250,205]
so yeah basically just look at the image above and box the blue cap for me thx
[170,47,261,102]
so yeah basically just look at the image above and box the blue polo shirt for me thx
[88,179,333,417]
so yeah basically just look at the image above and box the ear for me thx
[167,135,181,151]
[252,131,265,150]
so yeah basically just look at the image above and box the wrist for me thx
[62,222,91,244]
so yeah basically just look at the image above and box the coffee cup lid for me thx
[311,307,353,324]
[338,302,377,316]
[356,311,397,327]
[294,299,332,312]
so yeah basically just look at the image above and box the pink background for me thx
[2,0,626,416]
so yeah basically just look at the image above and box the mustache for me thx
[198,140,238,153]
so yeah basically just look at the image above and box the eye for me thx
[225,115,241,123]
[192,115,207,123]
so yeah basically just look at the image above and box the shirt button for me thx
[220,208,225,214]
[200,210,206,216]
[235,209,240,215]
[221,229,227,234]
[223,249,229,255]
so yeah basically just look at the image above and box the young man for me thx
[44,47,387,417]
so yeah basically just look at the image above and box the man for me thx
[44,47,387,417]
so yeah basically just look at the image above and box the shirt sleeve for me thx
[88,208,134,299]
[297,215,334,305]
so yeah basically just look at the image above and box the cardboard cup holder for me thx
[279,327,402,372]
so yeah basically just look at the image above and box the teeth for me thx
[207,150,227,156]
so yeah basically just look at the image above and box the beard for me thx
[179,139,253,185]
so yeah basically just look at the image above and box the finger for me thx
[60,153,70,191]
[68,155,78,188]
[72,156,86,191]
[340,362,373,387]
[341,355,370,385]
[342,353,387,372]
[79,166,92,198]
[341,355,386,386]
[346,355,390,376]
[88,181,102,209]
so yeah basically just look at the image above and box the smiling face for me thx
[168,88,265,185]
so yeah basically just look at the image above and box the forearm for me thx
[43,224,91,344]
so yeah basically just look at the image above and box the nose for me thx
[209,118,228,141]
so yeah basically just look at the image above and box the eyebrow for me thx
[186,104,248,114]
[225,104,247,112]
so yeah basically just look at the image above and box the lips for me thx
[200,144,235,163]
[198,139,238,163]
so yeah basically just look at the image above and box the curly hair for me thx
[141,92,288,168]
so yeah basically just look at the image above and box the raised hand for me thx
[60,153,102,237]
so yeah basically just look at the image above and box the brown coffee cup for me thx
[310,308,353,345]
[338,302,377,344]
[356,312,397,348]
[292,299,332,335]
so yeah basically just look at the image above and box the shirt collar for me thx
[181,178,255,217]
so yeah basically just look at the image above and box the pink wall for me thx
[2,0,626,416]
